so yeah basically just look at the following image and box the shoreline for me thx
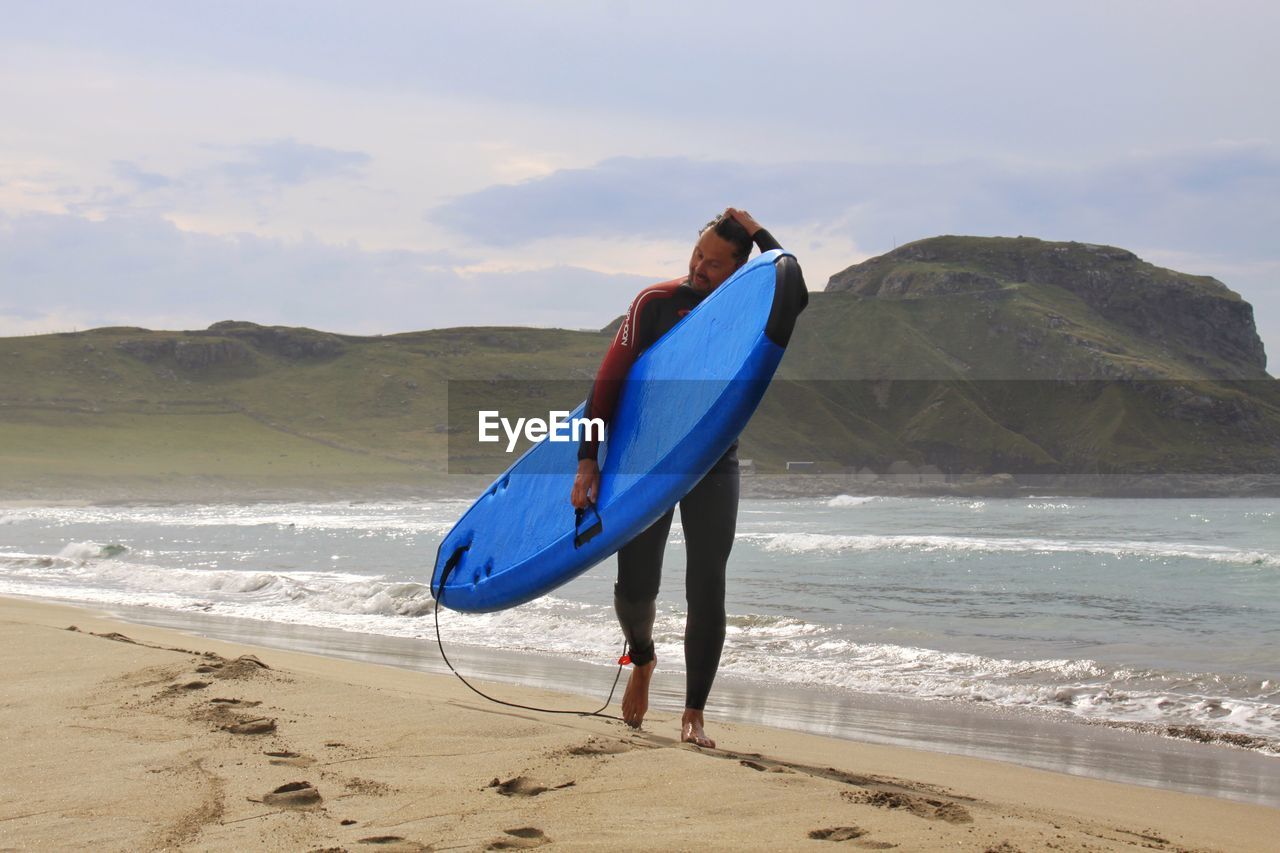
[3,596,1276,852]
[7,593,1277,809]
[4,471,1280,506]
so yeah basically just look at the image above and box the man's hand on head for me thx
[724,207,763,239]
[571,458,600,508]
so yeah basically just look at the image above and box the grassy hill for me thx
[821,235,1268,379]
[768,236,1277,481]
[1,236,1276,499]
[0,322,605,498]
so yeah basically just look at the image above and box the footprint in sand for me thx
[842,790,972,824]
[810,827,867,841]
[1115,829,1170,846]
[810,828,897,848]
[223,716,277,735]
[153,679,214,700]
[94,631,138,644]
[198,699,277,734]
[489,776,546,797]
[487,827,550,850]
[356,836,432,852]
[566,737,632,757]
[265,750,315,767]
[262,781,323,808]
[344,777,394,796]
[488,777,576,797]
[197,655,271,679]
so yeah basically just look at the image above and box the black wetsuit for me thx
[580,229,782,711]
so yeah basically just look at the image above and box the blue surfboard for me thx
[432,249,807,612]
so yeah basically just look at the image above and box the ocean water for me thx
[2,495,1277,757]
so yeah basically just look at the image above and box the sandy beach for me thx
[1,597,1275,852]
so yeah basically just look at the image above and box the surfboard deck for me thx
[432,249,807,612]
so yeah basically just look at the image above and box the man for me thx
[570,207,786,748]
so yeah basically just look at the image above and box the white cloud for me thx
[111,160,173,191]
[0,3,1277,362]
[206,139,371,186]
[0,212,650,336]
[428,145,1280,264]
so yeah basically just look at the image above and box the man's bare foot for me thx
[681,709,715,748]
[621,659,655,728]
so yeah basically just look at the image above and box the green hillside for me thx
[1,237,1276,499]
[0,321,603,498]
[819,235,1268,380]
[769,236,1277,479]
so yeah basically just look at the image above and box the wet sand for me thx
[2,596,1276,851]
[87,599,1280,807]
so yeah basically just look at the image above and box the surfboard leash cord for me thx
[431,577,627,721]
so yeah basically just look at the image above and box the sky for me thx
[2,0,1277,365]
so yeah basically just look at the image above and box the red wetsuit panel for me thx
[578,276,691,461]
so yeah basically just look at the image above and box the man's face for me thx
[688,229,741,293]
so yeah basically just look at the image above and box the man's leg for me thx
[615,507,673,727]
[678,448,739,747]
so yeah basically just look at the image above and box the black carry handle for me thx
[574,503,603,549]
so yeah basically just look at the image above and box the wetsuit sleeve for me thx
[578,291,652,461]
[752,228,782,253]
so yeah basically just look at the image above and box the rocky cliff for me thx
[825,236,1268,379]
[739,235,1279,481]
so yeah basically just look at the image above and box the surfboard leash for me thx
[431,571,627,721]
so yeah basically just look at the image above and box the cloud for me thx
[25,139,376,224]
[0,212,648,336]
[422,145,1280,364]
[208,138,371,186]
[427,156,870,246]
[7,2,1279,164]
[111,160,173,191]
[428,144,1280,266]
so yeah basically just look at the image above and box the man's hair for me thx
[702,214,753,266]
